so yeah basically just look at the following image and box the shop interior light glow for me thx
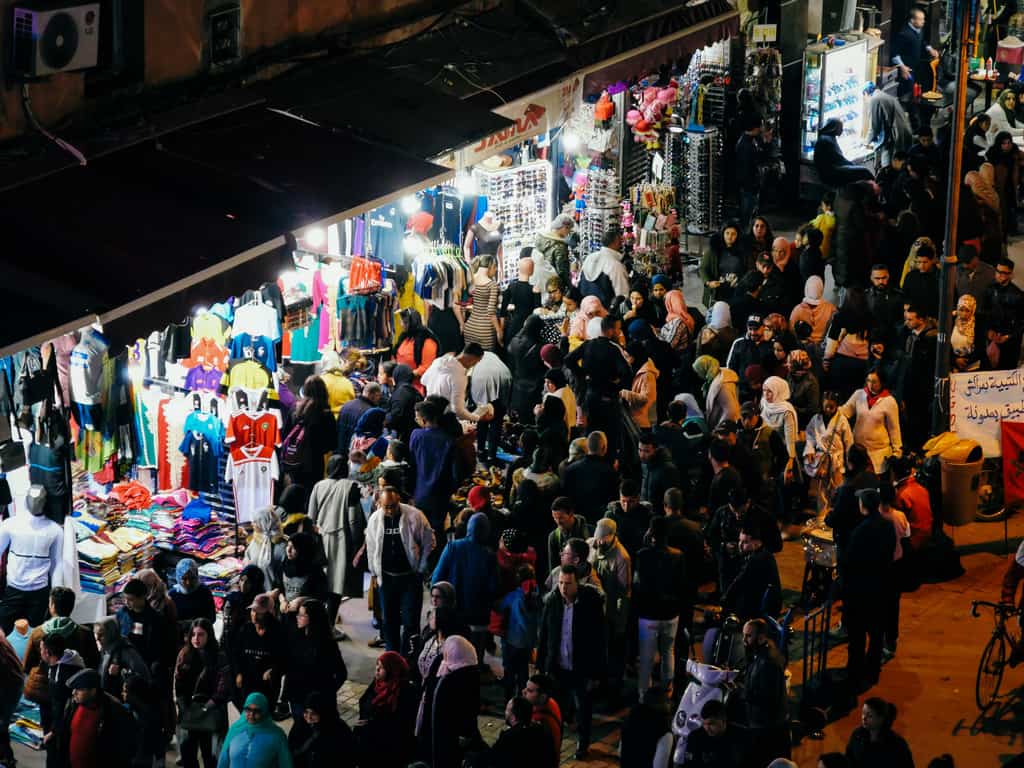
[455,172,477,196]
[403,237,424,257]
[400,195,421,215]
[561,131,581,151]
[303,226,326,248]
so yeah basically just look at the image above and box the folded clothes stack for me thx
[77,538,120,595]
[198,556,244,607]
[9,697,42,750]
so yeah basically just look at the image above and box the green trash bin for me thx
[939,440,984,526]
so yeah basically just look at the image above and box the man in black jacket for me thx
[634,517,688,697]
[604,480,653,558]
[471,697,551,768]
[565,316,633,459]
[842,488,897,691]
[738,619,790,766]
[825,444,878,559]
[891,7,938,128]
[721,525,781,622]
[536,566,606,760]
[983,258,1024,369]
[725,316,772,403]
[230,593,286,708]
[638,435,681,509]
[865,265,905,345]
[56,669,136,768]
[336,382,382,455]
[384,364,423,442]
[896,306,938,453]
[901,244,940,320]
[735,117,764,230]
[561,431,619,521]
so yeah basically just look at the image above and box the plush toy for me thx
[627,80,680,149]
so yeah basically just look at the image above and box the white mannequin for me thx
[0,485,63,631]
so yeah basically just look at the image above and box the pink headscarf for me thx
[772,237,791,269]
[663,290,694,332]
[570,295,608,339]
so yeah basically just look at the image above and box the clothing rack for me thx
[292,248,397,275]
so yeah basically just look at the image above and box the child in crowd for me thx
[797,226,826,282]
[803,390,854,511]
[499,564,541,701]
[809,189,836,262]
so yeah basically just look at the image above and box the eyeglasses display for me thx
[683,127,724,235]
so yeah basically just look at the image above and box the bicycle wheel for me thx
[976,632,1007,710]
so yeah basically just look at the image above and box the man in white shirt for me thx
[468,350,512,465]
[0,486,63,632]
[579,228,630,305]
[421,342,494,424]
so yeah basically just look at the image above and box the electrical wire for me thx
[446,64,507,103]
[21,84,86,166]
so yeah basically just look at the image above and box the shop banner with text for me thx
[949,368,1024,457]
[446,76,582,169]
[1002,421,1024,505]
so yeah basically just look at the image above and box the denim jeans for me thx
[637,616,679,696]
[476,401,507,462]
[379,571,423,655]
[501,641,531,701]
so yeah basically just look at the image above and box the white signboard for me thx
[949,368,1024,457]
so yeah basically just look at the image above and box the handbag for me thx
[179,698,226,733]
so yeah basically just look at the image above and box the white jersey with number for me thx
[225,443,279,524]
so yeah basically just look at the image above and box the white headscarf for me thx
[673,392,704,419]
[761,376,797,421]
[438,635,478,677]
[245,506,280,591]
[586,315,605,340]
[709,301,732,330]
[803,276,824,306]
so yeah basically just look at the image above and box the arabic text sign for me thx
[949,368,1024,457]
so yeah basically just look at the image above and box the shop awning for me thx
[0,105,452,357]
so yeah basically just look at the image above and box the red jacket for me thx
[895,477,933,551]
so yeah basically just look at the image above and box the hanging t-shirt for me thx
[179,432,220,494]
[222,360,273,391]
[228,334,276,372]
[192,312,229,346]
[226,412,279,451]
[184,366,223,393]
[225,443,279,523]
[182,411,225,447]
[367,205,407,266]
[233,303,281,342]
[183,339,230,372]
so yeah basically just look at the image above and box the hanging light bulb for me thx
[455,172,477,196]
[400,195,421,215]
[561,131,581,152]
[304,226,326,248]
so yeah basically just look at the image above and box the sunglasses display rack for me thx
[683,127,724,235]
[579,167,621,254]
[473,160,553,285]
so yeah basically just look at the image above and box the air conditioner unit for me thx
[12,2,100,77]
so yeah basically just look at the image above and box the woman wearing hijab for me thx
[307,456,365,600]
[94,616,150,698]
[692,355,740,428]
[986,131,1021,237]
[789,276,837,345]
[137,568,178,628]
[170,558,217,628]
[217,692,292,768]
[696,301,738,365]
[356,652,418,768]
[771,236,804,313]
[985,89,1024,144]
[962,113,991,174]
[283,599,347,723]
[951,294,986,372]
[620,286,659,327]
[964,166,1004,262]
[278,532,329,613]
[621,343,660,430]
[222,565,266,651]
[508,315,547,423]
[535,396,569,463]
[569,295,609,345]
[700,220,747,305]
[659,290,694,352]
[394,309,440,394]
[285,375,337,503]
[176,618,231,768]
[786,349,820,429]
[760,377,799,469]
[245,508,286,594]
[649,275,670,324]
[414,603,462,686]
[289,692,355,768]
[419,636,482,768]
[628,320,675,421]
[839,369,902,473]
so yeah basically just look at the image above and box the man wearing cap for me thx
[726,315,773,403]
[587,518,631,702]
[55,668,135,768]
[228,593,285,708]
[841,487,896,691]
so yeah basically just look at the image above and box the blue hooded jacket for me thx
[431,513,498,625]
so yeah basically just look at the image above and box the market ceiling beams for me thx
[0,106,452,357]
[383,0,738,103]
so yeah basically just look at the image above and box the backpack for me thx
[280,422,309,471]
[578,271,614,308]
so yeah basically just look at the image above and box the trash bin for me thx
[939,439,984,526]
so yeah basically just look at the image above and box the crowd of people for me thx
[2,31,1015,767]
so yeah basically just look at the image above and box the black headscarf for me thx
[283,532,317,578]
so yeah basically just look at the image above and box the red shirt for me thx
[895,477,933,550]
[532,698,562,768]
[69,704,101,768]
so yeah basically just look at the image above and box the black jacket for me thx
[430,665,482,768]
[57,693,137,768]
[284,624,348,702]
[845,726,915,768]
[826,470,879,554]
[605,501,653,558]
[565,336,633,400]
[290,719,357,768]
[230,618,286,697]
[639,449,681,508]
[902,269,940,320]
[562,455,619,522]
[356,682,418,768]
[471,722,549,768]
[740,644,788,728]
[336,396,375,455]
[721,549,781,622]
[385,381,423,442]
[814,135,874,189]
[725,337,772,400]
[633,544,687,620]
[620,702,671,768]
[537,584,606,679]
[841,513,897,602]
[501,281,541,346]
[735,133,763,191]
[508,335,547,419]
[684,725,743,767]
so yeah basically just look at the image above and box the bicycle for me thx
[970,600,1022,709]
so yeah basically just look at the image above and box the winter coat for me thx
[845,727,914,768]
[705,368,741,428]
[535,232,572,290]
[23,619,99,704]
[581,247,631,303]
[639,448,682,508]
[308,477,365,597]
[386,381,423,442]
[283,625,347,704]
[355,682,418,768]
[841,514,896,602]
[839,390,903,473]
[622,358,660,429]
[536,584,606,679]
[632,544,687,621]
[500,585,541,650]
[587,537,631,634]
[57,692,137,768]
[429,665,482,768]
[813,134,874,189]
[547,517,594,574]
[721,549,780,621]
[365,503,435,578]
[740,644,787,729]
[507,334,546,419]
[561,455,619,522]
[431,515,499,626]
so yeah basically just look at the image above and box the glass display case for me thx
[801,37,871,162]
